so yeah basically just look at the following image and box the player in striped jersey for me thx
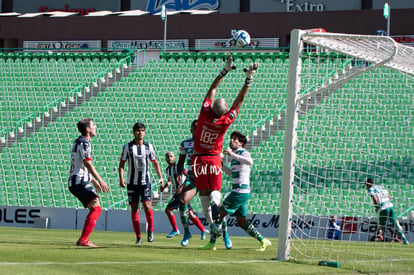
[119,122,164,245]
[176,120,208,247]
[215,131,271,251]
[160,151,206,241]
[68,118,109,247]
[366,178,409,244]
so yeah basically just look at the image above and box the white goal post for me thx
[277,29,414,273]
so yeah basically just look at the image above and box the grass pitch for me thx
[0,227,410,274]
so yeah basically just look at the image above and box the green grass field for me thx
[0,227,411,275]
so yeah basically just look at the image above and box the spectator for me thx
[326,215,341,240]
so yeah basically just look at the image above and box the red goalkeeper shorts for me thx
[191,154,222,191]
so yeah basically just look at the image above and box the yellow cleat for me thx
[256,239,272,252]
[198,242,216,250]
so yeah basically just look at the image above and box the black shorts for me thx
[69,182,99,208]
[127,184,152,204]
[166,194,193,210]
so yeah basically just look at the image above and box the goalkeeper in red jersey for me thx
[183,54,258,250]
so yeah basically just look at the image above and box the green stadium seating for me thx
[0,51,413,217]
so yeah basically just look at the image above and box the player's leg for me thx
[237,216,272,251]
[165,195,180,238]
[181,184,206,235]
[217,193,235,249]
[379,209,392,242]
[142,201,154,242]
[188,207,207,238]
[198,188,217,250]
[141,184,154,242]
[208,155,223,233]
[199,189,214,226]
[198,189,224,249]
[387,208,409,244]
[69,183,101,247]
[179,185,196,246]
[395,221,409,244]
[200,171,224,249]
[79,198,102,247]
[200,189,229,251]
[210,189,222,231]
[130,203,142,244]
[179,185,196,234]
[236,193,271,251]
[221,215,232,249]
[128,186,142,244]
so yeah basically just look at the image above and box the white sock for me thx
[209,191,223,226]
[210,190,222,206]
[200,195,213,226]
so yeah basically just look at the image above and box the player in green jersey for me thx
[202,130,272,251]
[366,178,408,245]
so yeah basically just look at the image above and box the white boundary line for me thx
[0,260,278,266]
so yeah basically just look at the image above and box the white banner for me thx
[107,39,189,51]
[195,38,279,49]
[0,206,76,229]
[23,40,101,51]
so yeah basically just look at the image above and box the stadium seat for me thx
[0,51,412,217]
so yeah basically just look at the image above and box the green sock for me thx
[222,220,229,238]
[210,232,217,244]
[244,223,264,241]
[179,204,190,233]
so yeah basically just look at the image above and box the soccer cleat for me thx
[256,238,272,252]
[136,237,142,245]
[181,232,192,247]
[147,231,154,242]
[76,239,98,248]
[166,230,180,238]
[211,223,222,238]
[223,235,232,249]
[201,229,209,240]
[401,235,409,245]
[198,242,216,250]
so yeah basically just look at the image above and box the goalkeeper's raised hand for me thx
[219,54,236,77]
[243,62,259,86]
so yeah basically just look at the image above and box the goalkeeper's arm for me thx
[204,54,236,101]
[231,62,259,110]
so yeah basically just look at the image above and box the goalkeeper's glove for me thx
[219,54,236,77]
[243,62,259,86]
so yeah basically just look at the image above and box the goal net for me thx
[277,29,414,273]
